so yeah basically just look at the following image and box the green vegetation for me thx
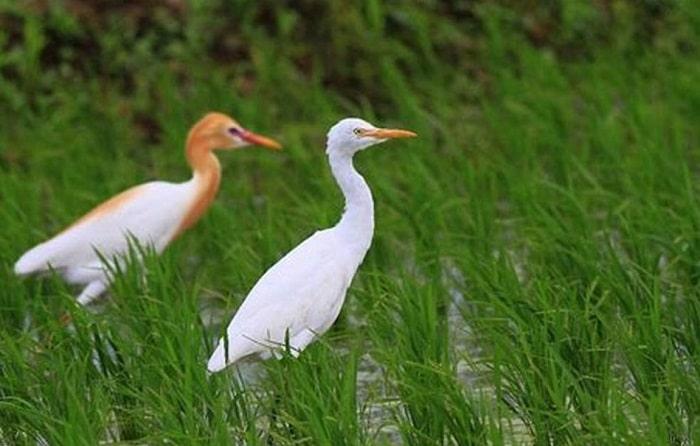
[1,1,700,444]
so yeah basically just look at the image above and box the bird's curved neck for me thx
[329,152,374,249]
[185,133,221,176]
[175,135,222,236]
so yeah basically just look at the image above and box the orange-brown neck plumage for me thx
[176,115,228,237]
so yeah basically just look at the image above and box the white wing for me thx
[207,228,368,371]
[14,180,194,280]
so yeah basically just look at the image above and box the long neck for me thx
[329,151,374,252]
[174,136,222,237]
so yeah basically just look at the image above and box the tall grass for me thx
[2,2,700,444]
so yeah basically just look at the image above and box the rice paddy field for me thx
[1,1,700,444]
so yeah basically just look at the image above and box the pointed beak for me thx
[238,129,283,150]
[363,128,417,140]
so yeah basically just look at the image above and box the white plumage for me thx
[15,182,191,299]
[207,117,416,372]
[15,112,281,305]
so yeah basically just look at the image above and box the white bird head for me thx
[188,112,282,152]
[326,118,417,155]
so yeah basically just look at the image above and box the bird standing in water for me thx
[15,112,282,305]
[207,117,416,373]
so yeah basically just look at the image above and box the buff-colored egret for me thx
[207,117,416,372]
[14,112,282,305]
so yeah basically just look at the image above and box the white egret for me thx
[207,117,416,372]
[14,112,282,305]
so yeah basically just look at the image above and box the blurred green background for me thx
[1,0,693,122]
[2,1,700,445]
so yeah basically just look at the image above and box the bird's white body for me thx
[207,117,415,372]
[15,180,197,304]
[207,227,368,369]
[14,113,281,305]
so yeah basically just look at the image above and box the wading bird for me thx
[14,112,282,305]
[207,117,416,373]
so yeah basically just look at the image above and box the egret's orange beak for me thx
[363,128,417,139]
[239,130,283,150]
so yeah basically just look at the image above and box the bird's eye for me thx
[353,128,364,136]
[228,127,241,136]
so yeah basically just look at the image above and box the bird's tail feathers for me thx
[206,343,229,373]
[14,245,53,276]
